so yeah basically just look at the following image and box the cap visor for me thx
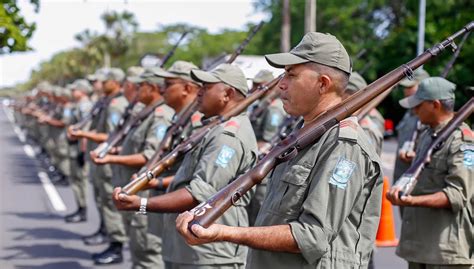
[264,52,309,68]
[399,95,423,109]
[399,78,417,88]
[127,76,145,84]
[153,68,178,79]
[191,70,221,84]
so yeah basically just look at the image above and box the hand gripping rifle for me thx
[188,22,474,229]
[394,97,473,197]
[137,22,266,171]
[122,75,282,195]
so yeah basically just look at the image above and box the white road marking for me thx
[37,171,67,212]
[23,144,36,158]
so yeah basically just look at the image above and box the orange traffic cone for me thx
[375,176,399,247]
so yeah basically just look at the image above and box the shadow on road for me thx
[10,227,84,241]
[3,211,62,221]
[2,243,91,260]
[15,261,93,269]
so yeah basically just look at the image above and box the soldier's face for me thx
[92,80,103,92]
[163,78,185,110]
[403,84,418,97]
[123,81,138,102]
[103,80,119,94]
[280,64,321,117]
[138,82,153,104]
[413,101,435,125]
[198,82,227,117]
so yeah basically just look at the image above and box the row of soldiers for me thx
[12,30,473,269]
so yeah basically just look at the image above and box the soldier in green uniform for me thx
[64,79,93,223]
[176,32,383,269]
[393,69,430,184]
[70,68,129,264]
[344,72,384,155]
[247,70,286,226]
[92,68,174,268]
[112,63,258,269]
[387,77,473,269]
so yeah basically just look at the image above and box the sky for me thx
[0,0,267,88]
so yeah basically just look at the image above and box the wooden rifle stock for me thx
[122,75,282,195]
[395,97,474,197]
[188,22,474,229]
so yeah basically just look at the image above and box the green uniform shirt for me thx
[114,103,174,186]
[247,117,383,269]
[360,111,384,155]
[252,98,287,142]
[162,113,258,265]
[95,94,129,179]
[396,121,473,265]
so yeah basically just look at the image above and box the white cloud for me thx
[0,0,267,87]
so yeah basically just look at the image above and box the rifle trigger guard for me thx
[402,64,414,80]
[277,146,298,162]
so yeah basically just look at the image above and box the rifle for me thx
[70,95,111,131]
[188,22,474,229]
[249,86,281,123]
[93,99,165,158]
[122,75,283,195]
[160,32,188,68]
[397,32,469,154]
[441,31,470,78]
[137,21,265,171]
[394,97,473,197]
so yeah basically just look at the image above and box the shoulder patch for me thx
[339,117,359,141]
[463,149,473,169]
[215,145,236,168]
[109,112,121,126]
[155,125,168,140]
[329,157,356,189]
[269,113,282,127]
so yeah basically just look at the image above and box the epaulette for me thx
[191,112,203,127]
[222,118,241,135]
[154,106,164,115]
[110,98,118,106]
[338,117,359,142]
[460,125,474,142]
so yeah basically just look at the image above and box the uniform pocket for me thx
[276,164,311,217]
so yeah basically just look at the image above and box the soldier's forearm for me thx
[108,154,147,167]
[147,188,199,213]
[410,191,451,209]
[83,131,108,143]
[219,224,300,253]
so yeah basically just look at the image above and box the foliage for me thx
[0,0,39,54]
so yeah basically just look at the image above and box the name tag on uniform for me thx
[215,145,236,168]
[329,157,356,190]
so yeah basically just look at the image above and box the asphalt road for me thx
[0,104,407,269]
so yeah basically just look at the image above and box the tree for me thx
[0,0,39,54]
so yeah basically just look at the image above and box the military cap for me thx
[252,70,274,84]
[191,64,248,96]
[153,60,199,83]
[73,79,93,94]
[61,86,73,99]
[126,66,145,80]
[399,68,429,88]
[399,77,456,109]
[265,32,352,74]
[346,72,367,93]
[86,68,109,81]
[129,67,165,86]
[101,68,125,82]
[37,81,53,93]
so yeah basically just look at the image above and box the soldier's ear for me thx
[318,74,332,94]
